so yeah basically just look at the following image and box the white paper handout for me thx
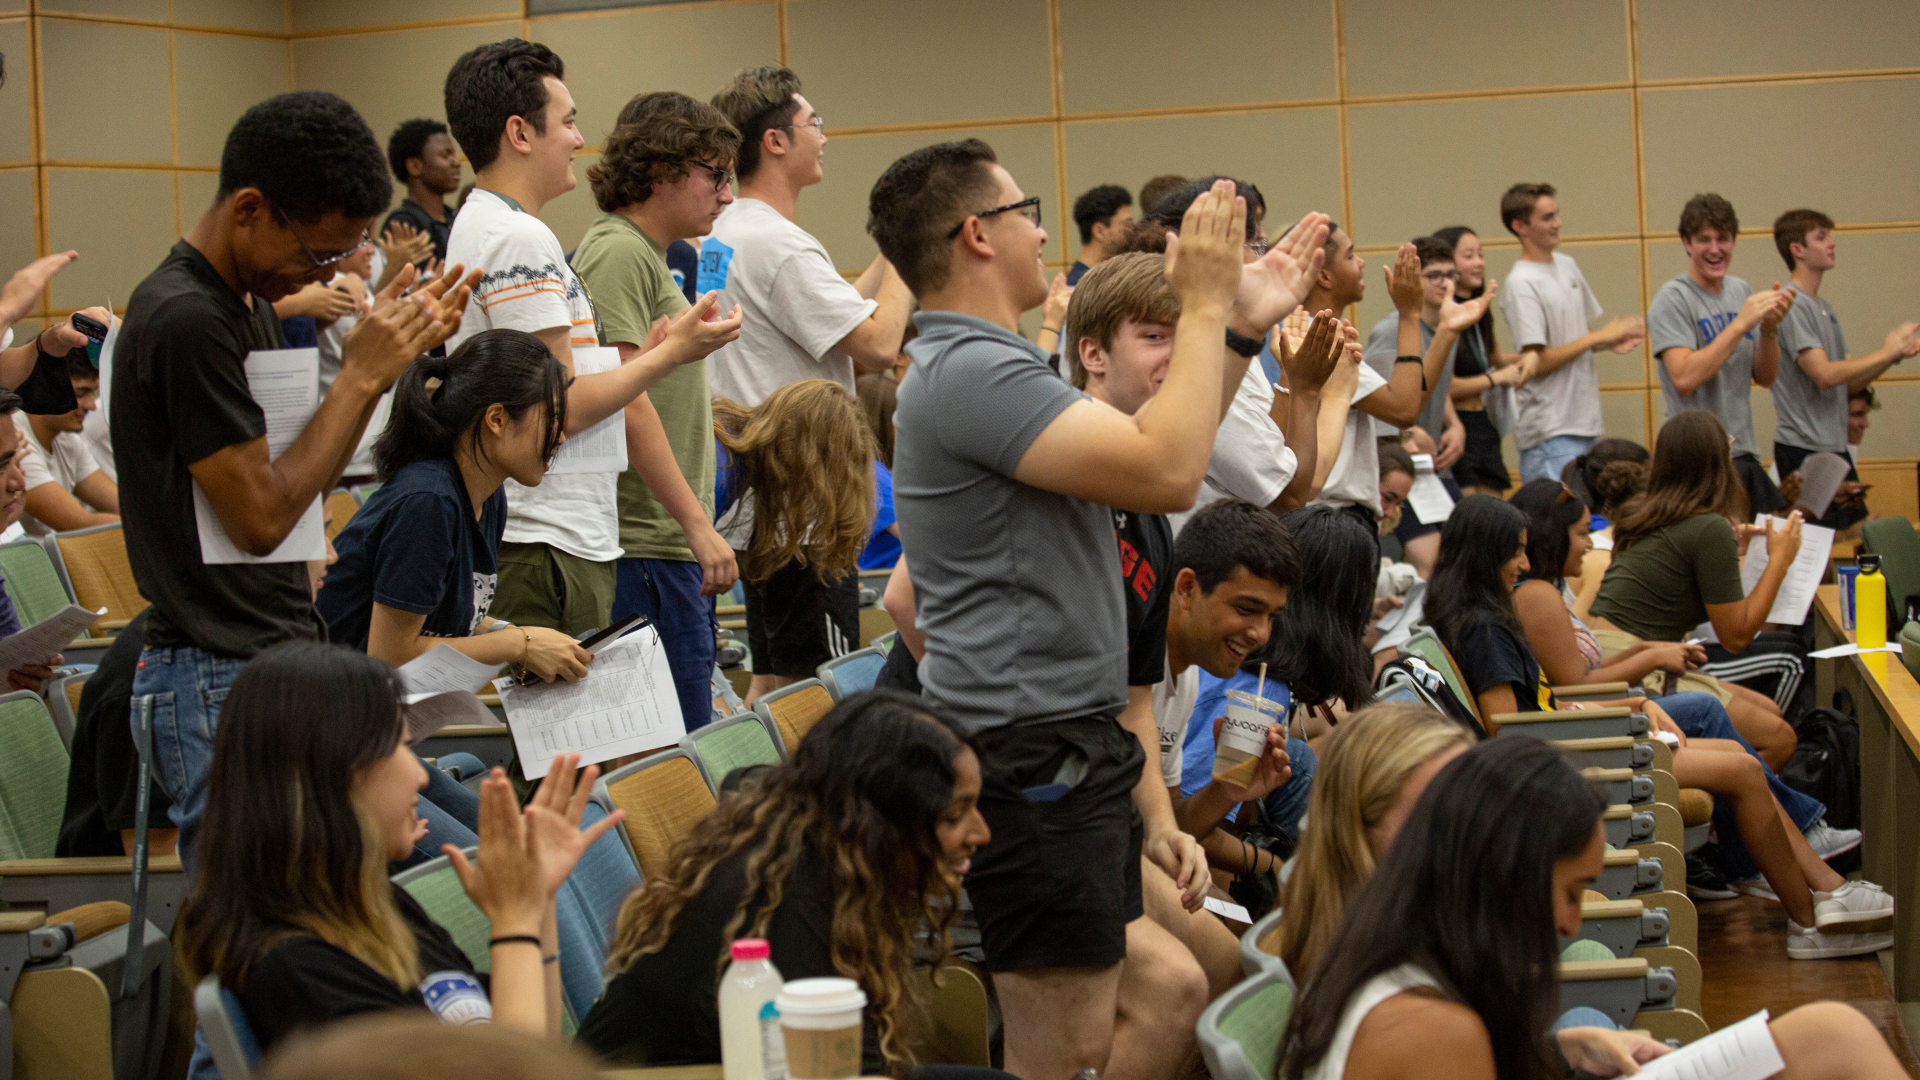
[1202,896,1252,924]
[544,345,629,474]
[193,349,325,564]
[1792,452,1853,520]
[398,644,505,741]
[1372,581,1426,657]
[1809,641,1903,659]
[0,605,105,673]
[497,624,685,777]
[1740,515,1835,627]
[1635,1009,1783,1080]
[1406,454,1455,524]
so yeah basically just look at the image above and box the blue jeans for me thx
[404,753,482,870]
[1655,691,1824,879]
[615,557,717,732]
[134,646,247,876]
[1518,434,1595,485]
[1260,738,1317,847]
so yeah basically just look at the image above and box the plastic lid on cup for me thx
[776,977,867,1015]
[730,938,771,961]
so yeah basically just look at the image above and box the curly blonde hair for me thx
[714,379,875,583]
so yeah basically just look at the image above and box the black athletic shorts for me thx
[1452,409,1510,492]
[965,715,1144,972]
[741,556,860,678]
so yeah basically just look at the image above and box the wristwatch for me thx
[1224,327,1264,358]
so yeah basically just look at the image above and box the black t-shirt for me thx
[16,345,79,416]
[238,885,483,1056]
[316,459,507,649]
[1449,611,1554,712]
[112,240,319,657]
[382,199,456,265]
[1115,509,1173,687]
[56,609,172,856]
[578,848,885,1075]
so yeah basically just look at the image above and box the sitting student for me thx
[20,351,117,537]
[1281,736,1908,1080]
[1557,437,1648,614]
[178,642,622,1054]
[1588,412,1810,722]
[1273,701,1472,978]
[316,329,591,683]
[580,691,991,1075]
[714,380,876,693]
[1504,481,1890,952]
[0,390,66,691]
[259,1014,603,1080]
[1261,505,1382,752]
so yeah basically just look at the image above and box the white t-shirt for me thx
[1311,360,1390,514]
[1499,252,1606,450]
[447,189,621,563]
[1151,653,1201,788]
[698,198,878,406]
[1169,362,1298,536]
[20,421,105,538]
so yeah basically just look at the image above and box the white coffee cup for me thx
[1213,688,1282,783]
[777,977,867,1080]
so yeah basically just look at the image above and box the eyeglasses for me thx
[272,205,370,271]
[687,161,736,193]
[1422,270,1462,283]
[1245,239,1271,256]
[780,114,826,135]
[946,196,1042,238]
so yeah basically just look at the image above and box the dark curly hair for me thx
[589,92,740,213]
[218,92,390,224]
[867,139,1003,296]
[386,118,449,183]
[444,39,564,174]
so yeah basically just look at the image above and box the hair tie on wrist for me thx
[489,935,541,950]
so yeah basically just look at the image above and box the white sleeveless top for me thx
[1300,964,1440,1080]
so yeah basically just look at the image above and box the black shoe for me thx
[1687,858,1738,900]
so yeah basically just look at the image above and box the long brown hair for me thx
[602,692,975,1076]
[715,379,875,583]
[1611,411,1744,552]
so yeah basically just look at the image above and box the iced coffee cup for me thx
[1213,688,1282,785]
[777,977,867,1080]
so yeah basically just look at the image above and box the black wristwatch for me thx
[1224,327,1264,358]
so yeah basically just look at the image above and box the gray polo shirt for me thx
[1647,273,1760,457]
[1771,292,1850,454]
[893,310,1127,734]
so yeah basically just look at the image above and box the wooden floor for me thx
[1697,893,1918,1075]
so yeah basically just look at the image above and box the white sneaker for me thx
[1804,819,1863,860]
[1729,876,1779,902]
[1788,920,1893,959]
[1813,880,1894,929]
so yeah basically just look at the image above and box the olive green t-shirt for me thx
[571,213,709,562]
[1588,512,1746,641]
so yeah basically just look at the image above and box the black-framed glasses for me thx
[1422,270,1462,283]
[780,114,825,135]
[946,196,1042,238]
[272,204,369,271]
[687,161,736,193]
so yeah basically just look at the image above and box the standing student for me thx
[1068,184,1134,285]
[1137,174,1187,218]
[573,90,744,731]
[20,349,117,536]
[113,91,476,869]
[1769,209,1920,507]
[702,66,913,703]
[1359,236,1481,470]
[1646,193,1793,516]
[442,40,741,637]
[1430,225,1529,497]
[1496,183,1645,483]
[872,142,1324,1080]
[383,119,463,266]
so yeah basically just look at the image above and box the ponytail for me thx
[373,329,568,482]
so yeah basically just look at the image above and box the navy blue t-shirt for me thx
[316,459,506,650]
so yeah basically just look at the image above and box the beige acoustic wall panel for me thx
[806,124,1059,270]
[537,152,600,254]
[1342,0,1628,97]
[1859,382,1920,459]
[1057,0,1334,113]
[785,0,1053,130]
[1813,233,1920,356]
[1061,108,1342,262]
[177,170,220,229]
[1346,92,1637,246]
[1600,389,1647,447]
[1637,0,1920,82]
[37,0,165,18]
[40,20,172,164]
[173,0,288,33]
[533,3,778,146]
[0,171,37,283]
[45,169,177,310]
[174,32,292,168]
[292,0,516,34]
[0,19,31,163]
[1642,80,1920,230]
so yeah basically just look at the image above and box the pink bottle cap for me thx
[730,938,771,961]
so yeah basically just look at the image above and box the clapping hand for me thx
[1164,180,1247,314]
[1384,243,1424,315]
[1603,316,1645,354]
[1233,211,1332,334]
[342,261,481,388]
[1439,279,1498,333]
[522,752,625,897]
[662,291,744,363]
[379,221,435,269]
[1883,321,1920,361]
[1278,310,1340,393]
[1042,272,1073,331]
[446,769,551,937]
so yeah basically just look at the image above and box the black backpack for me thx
[1779,702,1861,831]
[1374,656,1487,739]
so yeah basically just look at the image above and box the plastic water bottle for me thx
[1857,555,1887,650]
[720,938,784,1080]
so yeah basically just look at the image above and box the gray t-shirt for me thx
[1647,274,1760,457]
[893,311,1127,733]
[1361,313,1454,442]
[1498,253,1605,449]
[1771,292,1850,453]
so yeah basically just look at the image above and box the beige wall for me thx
[7,0,1918,470]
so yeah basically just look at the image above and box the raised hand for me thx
[664,291,743,362]
[1235,211,1333,333]
[522,752,625,898]
[1163,180,1246,313]
[1439,279,1498,333]
[1,251,79,328]
[1321,322,1363,402]
[1383,243,1424,315]
[1883,320,1920,360]
[341,261,480,388]
[38,304,115,358]
[1041,271,1073,331]
[1761,283,1796,330]
[1764,510,1804,566]
[1278,310,1340,393]
[446,769,548,937]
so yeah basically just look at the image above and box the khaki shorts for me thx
[1590,627,1734,706]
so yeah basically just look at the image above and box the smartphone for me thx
[516,611,648,686]
[70,312,109,369]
